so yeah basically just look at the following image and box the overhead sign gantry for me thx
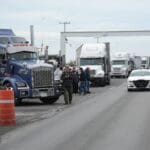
[60,30,150,65]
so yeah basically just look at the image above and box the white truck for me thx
[141,56,150,69]
[111,52,134,78]
[76,43,111,86]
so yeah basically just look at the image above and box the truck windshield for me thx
[112,60,126,65]
[11,37,27,44]
[8,51,38,61]
[0,37,10,45]
[142,60,147,65]
[80,58,103,66]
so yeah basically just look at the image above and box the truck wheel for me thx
[3,82,22,105]
[106,76,111,85]
[100,80,105,87]
[40,97,59,104]
[15,98,22,106]
[107,79,110,85]
[123,75,126,78]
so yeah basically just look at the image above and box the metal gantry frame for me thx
[60,30,150,65]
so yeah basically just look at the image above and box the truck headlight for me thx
[128,81,134,86]
[16,82,26,87]
[122,68,127,71]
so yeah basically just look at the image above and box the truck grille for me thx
[113,67,121,72]
[133,80,149,88]
[32,67,53,88]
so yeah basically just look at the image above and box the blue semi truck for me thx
[0,29,62,104]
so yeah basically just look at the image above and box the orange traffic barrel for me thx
[0,89,16,126]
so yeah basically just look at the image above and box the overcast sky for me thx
[1,0,150,62]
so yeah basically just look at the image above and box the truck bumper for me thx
[16,86,62,99]
[111,71,127,77]
[90,77,105,85]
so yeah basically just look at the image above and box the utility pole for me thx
[59,21,71,66]
[30,25,34,46]
[59,21,70,32]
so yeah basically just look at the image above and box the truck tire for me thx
[123,75,126,78]
[3,82,22,105]
[40,97,59,104]
[106,76,111,85]
[14,98,22,106]
[107,79,110,85]
[100,79,105,86]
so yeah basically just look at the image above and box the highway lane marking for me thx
[16,112,36,116]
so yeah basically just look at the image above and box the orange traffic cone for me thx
[0,89,16,126]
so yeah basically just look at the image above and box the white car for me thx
[127,69,150,91]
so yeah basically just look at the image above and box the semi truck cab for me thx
[0,29,62,104]
[76,43,111,86]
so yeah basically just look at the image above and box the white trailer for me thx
[76,43,111,86]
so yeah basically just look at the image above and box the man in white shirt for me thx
[54,65,63,81]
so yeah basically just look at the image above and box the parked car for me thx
[127,69,150,91]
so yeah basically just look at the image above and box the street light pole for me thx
[59,21,70,32]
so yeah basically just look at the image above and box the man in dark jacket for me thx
[79,67,86,95]
[61,66,73,104]
[85,67,91,93]
[72,67,79,93]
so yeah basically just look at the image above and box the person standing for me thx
[72,67,79,93]
[79,67,86,95]
[61,66,73,104]
[85,67,91,93]
[54,65,63,82]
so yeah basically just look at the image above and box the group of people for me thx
[54,65,91,105]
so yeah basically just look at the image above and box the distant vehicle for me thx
[127,69,150,91]
[131,55,142,69]
[0,29,28,46]
[141,56,150,69]
[111,52,134,78]
[76,43,111,86]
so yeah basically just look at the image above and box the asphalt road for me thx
[2,78,150,150]
[0,78,123,138]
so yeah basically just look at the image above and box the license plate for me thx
[40,92,48,97]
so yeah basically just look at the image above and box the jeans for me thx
[79,81,86,94]
[85,80,90,92]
